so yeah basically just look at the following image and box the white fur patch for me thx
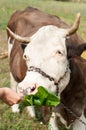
[49,112,59,130]
[73,113,86,130]
[11,104,20,113]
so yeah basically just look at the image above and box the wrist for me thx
[0,88,5,98]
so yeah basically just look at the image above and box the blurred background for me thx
[0,0,86,129]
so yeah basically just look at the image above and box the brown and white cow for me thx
[7,7,86,130]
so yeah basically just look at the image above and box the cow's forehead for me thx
[25,25,67,53]
[31,25,67,40]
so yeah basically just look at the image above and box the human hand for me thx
[0,87,22,106]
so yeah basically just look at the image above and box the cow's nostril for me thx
[23,89,28,95]
[30,85,36,92]
[31,87,35,92]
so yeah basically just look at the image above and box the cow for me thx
[6,7,86,130]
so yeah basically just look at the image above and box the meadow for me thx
[0,0,86,130]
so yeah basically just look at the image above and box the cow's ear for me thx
[77,43,86,56]
[21,44,27,52]
[67,43,86,59]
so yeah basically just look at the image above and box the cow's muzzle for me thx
[17,83,37,96]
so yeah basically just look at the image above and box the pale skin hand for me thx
[0,87,22,106]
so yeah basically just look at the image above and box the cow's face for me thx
[18,25,70,96]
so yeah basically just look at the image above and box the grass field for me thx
[0,0,86,130]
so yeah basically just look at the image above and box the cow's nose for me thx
[17,83,38,95]
[22,85,36,95]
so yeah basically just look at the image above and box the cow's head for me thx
[7,13,80,96]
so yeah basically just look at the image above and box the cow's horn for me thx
[6,27,30,43]
[66,13,80,36]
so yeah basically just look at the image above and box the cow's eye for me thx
[56,50,63,55]
[23,54,27,60]
[23,54,30,61]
